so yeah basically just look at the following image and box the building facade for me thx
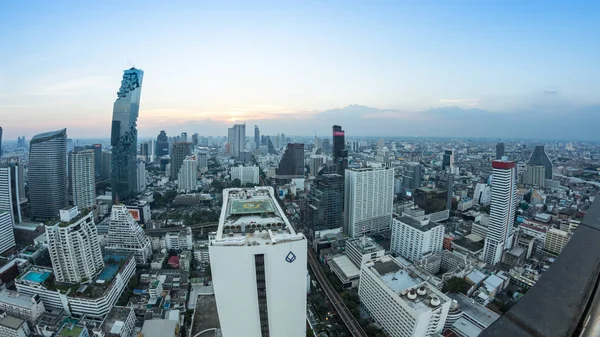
[178,155,198,192]
[391,216,444,262]
[344,167,395,237]
[0,212,14,256]
[156,131,169,157]
[229,124,246,158]
[110,68,144,200]
[0,290,45,323]
[29,129,68,221]
[276,143,304,177]
[70,149,96,210]
[170,142,192,180]
[210,187,307,337]
[483,160,517,266]
[527,145,552,179]
[303,173,344,236]
[46,208,104,283]
[105,204,152,264]
[230,166,259,185]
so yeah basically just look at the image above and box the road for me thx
[307,249,368,337]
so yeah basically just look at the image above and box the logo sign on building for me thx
[333,131,345,136]
[285,251,296,263]
[128,209,141,222]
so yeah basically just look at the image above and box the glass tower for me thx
[29,129,68,221]
[111,68,144,201]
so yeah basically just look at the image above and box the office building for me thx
[69,149,96,210]
[303,173,344,236]
[136,160,146,192]
[230,166,259,185]
[105,204,152,264]
[391,215,444,262]
[228,124,246,158]
[0,290,45,324]
[483,160,517,266]
[359,255,451,337]
[276,143,305,177]
[528,145,552,179]
[0,162,25,224]
[402,162,422,196]
[346,237,385,267]
[164,227,193,251]
[46,207,104,283]
[414,187,448,214]
[178,155,198,192]
[344,167,394,237]
[544,228,570,256]
[254,125,260,150]
[0,212,15,255]
[156,131,169,157]
[496,143,505,160]
[92,144,102,178]
[436,171,454,210]
[442,149,454,170]
[170,142,192,180]
[140,142,150,162]
[110,68,144,201]
[309,155,327,176]
[101,151,112,181]
[332,125,348,176]
[210,187,307,337]
[29,129,68,221]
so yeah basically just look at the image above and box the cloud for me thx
[438,98,481,107]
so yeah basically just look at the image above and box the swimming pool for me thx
[23,271,51,283]
[96,265,118,281]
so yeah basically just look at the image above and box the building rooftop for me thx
[31,128,66,144]
[330,255,360,279]
[395,215,442,232]
[212,187,304,247]
[0,290,37,309]
[366,256,449,314]
[0,315,26,330]
[346,237,384,255]
[98,306,133,337]
[447,293,500,328]
[141,319,179,337]
[58,324,85,337]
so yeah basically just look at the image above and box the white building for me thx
[136,161,146,192]
[178,155,198,192]
[345,237,385,267]
[544,228,570,255]
[391,215,444,262]
[164,227,193,251]
[105,204,152,264]
[359,255,451,337]
[230,166,259,185]
[309,155,327,176]
[0,290,45,323]
[0,212,14,255]
[0,166,17,225]
[344,167,395,237]
[45,207,104,283]
[0,315,30,337]
[483,161,517,266]
[229,124,246,158]
[70,149,96,210]
[193,241,210,264]
[473,183,491,206]
[210,187,307,337]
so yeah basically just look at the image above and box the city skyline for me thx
[1,1,599,140]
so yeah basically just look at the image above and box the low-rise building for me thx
[164,227,193,251]
[544,228,571,256]
[92,306,136,337]
[391,215,444,262]
[57,324,89,337]
[345,237,385,268]
[193,241,209,264]
[0,315,30,337]
[0,290,45,323]
[140,319,179,337]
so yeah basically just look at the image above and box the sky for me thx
[0,1,599,140]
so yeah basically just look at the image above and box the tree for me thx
[232,178,241,188]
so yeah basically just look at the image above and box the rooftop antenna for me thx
[127,61,135,68]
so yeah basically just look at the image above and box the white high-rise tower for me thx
[210,187,307,337]
[105,204,152,264]
[344,167,395,237]
[70,149,96,210]
[483,160,517,266]
[46,207,104,283]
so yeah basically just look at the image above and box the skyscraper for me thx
[344,167,394,237]
[140,142,150,163]
[232,124,246,158]
[0,162,24,224]
[136,160,146,192]
[69,149,96,210]
[178,155,198,192]
[0,126,3,158]
[528,145,552,179]
[170,142,192,180]
[309,155,327,176]
[276,143,304,177]
[442,149,454,170]
[180,132,188,143]
[254,125,260,150]
[92,144,102,178]
[496,142,505,160]
[105,204,152,264]
[0,212,15,255]
[303,173,344,237]
[483,160,517,266]
[110,68,144,201]
[29,129,68,221]
[156,131,169,157]
[332,125,348,176]
[391,215,444,262]
[209,187,307,337]
[46,207,104,283]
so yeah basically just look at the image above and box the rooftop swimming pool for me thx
[22,270,51,283]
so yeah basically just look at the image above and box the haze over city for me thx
[1,1,599,140]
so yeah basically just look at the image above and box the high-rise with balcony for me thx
[69,149,96,210]
[178,155,198,192]
[344,167,394,237]
[46,207,104,283]
[29,129,68,221]
[483,160,517,266]
[105,204,152,264]
[209,187,307,337]
[110,68,144,201]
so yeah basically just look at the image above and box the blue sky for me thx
[0,1,598,139]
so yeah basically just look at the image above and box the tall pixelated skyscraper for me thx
[254,125,260,150]
[110,68,144,201]
[29,129,68,221]
[496,142,505,160]
[332,125,348,176]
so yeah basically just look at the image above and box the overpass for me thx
[307,249,368,337]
